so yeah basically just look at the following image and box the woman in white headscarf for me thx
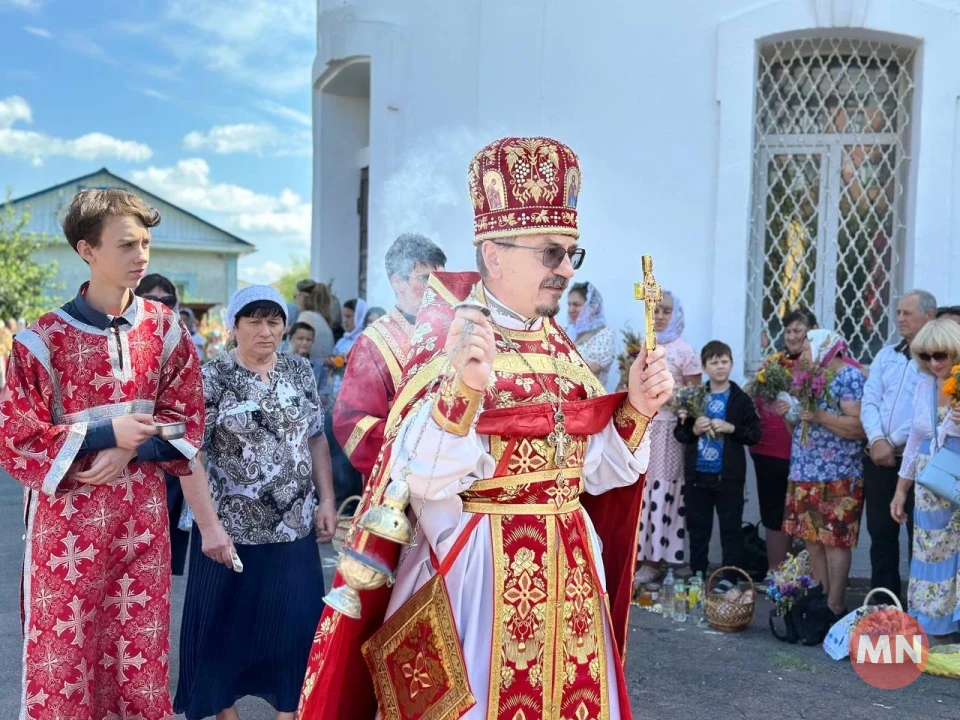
[332,297,369,356]
[566,281,616,385]
[635,290,703,584]
[780,329,866,618]
[174,285,338,720]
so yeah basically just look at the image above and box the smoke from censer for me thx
[366,126,506,305]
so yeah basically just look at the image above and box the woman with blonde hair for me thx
[891,319,960,639]
[294,279,335,363]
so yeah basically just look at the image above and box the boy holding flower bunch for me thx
[675,341,762,581]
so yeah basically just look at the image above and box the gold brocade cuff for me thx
[614,397,652,451]
[432,378,484,437]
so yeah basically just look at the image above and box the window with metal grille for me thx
[746,37,916,369]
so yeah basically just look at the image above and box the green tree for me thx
[0,199,59,323]
[272,256,311,301]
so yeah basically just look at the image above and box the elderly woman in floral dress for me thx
[891,319,960,640]
[635,290,703,584]
[780,329,866,618]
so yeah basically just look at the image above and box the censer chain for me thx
[395,319,478,567]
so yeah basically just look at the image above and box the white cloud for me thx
[129,158,310,244]
[259,100,311,128]
[0,96,32,128]
[23,26,51,39]
[182,122,310,157]
[0,95,153,162]
[161,0,314,95]
[184,123,278,155]
[2,0,44,9]
[61,33,113,64]
[138,88,170,102]
[239,259,286,285]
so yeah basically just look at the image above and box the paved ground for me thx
[1,475,958,719]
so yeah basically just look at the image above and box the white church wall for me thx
[314,0,960,577]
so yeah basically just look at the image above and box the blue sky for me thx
[0,0,315,285]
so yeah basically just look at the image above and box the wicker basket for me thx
[705,566,755,633]
[332,495,362,552]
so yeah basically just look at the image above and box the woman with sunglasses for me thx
[136,272,179,310]
[891,319,960,640]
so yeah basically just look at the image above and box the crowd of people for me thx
[3,135,960,720]
[615,286,960,639]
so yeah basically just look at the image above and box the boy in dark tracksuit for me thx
[675,341,762,580]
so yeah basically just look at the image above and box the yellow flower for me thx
[944,376,958,400]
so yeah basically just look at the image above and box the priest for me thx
[299,137,673,720]
[334,233,446,479]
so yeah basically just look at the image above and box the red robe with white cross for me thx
[0,294,204,720]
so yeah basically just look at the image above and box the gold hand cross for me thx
[634,255,662,352]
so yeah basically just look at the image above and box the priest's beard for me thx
[535,277,568,317]
[535,301,560,318]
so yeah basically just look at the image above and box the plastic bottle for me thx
[674,579,687,622]
[688,573,703,625]
[662,568,675,619]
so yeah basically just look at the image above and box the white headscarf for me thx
[567,282,607,342]
[333,298,369,355]
[806,328,860,368]
[226,285,288,331]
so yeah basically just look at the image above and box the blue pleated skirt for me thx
[174,525,325,719]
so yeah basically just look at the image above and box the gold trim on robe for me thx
[343,414,381,459]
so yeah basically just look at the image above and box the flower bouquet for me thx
[750,353,794,403]
[617,329,644,390]
[668,384,707,419]
[791,365,834,445]
[764,550,813,617]
[943,364,960,405]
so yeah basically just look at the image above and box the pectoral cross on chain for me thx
[634,254,662,352]
[547,407,572,469]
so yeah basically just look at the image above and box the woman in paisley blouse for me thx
[891,319,960,640]
[780,329,866,618]
[174,285,338,720]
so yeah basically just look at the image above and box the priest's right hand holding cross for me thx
[628,255,674,417]
[627,345,674,417]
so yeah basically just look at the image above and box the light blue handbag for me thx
[917,382,960,505]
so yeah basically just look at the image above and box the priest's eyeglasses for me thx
[490,241,586,270]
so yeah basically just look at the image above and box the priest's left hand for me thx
[628,344,674,417]
[76,447,138,485]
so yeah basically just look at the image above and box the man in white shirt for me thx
[861,289,936,597]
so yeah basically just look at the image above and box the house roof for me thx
[8,167,257,254]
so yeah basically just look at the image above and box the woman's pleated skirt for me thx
[174,525,325,719]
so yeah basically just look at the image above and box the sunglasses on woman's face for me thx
[918,351,950,362]
[149,294,177,309]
